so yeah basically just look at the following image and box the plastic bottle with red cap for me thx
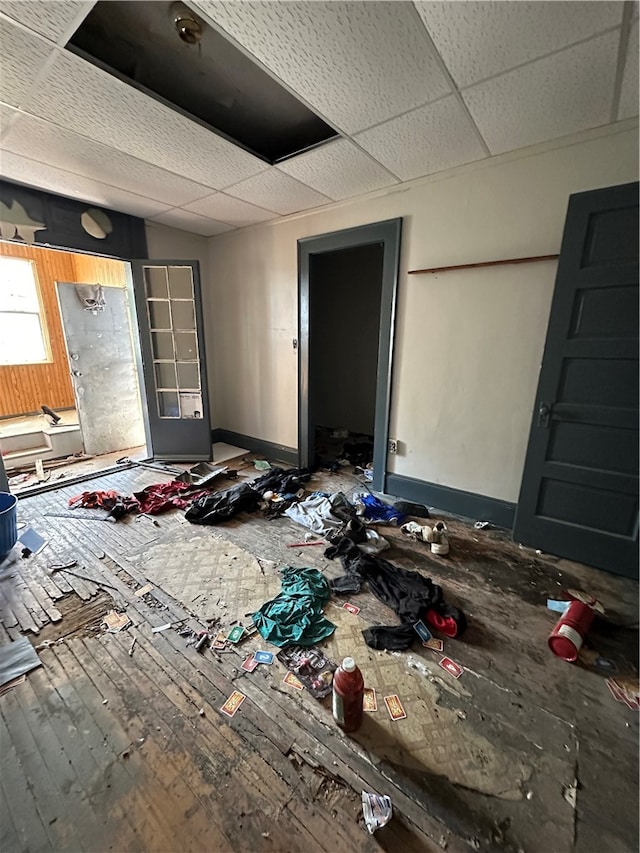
[332,656,364,733]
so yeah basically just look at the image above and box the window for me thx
[0,257,49,365]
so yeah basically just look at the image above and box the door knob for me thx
[537,402,551,428]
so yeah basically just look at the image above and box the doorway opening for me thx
[0,241,148,492]
[298,219,402,493]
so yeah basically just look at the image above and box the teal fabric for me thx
[253,567,336,647]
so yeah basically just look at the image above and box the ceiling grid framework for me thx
[0,0,636,236]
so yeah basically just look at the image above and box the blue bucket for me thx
[0,492,18,563]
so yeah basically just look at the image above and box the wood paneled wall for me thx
[0,243,126,418]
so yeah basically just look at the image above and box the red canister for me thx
[548,600,595,661]
[332,657,364,733]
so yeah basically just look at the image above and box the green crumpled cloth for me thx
[252,566,335,647]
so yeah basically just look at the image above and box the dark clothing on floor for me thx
[328,547,466,649]
[251,466,311,496]
[185,482,262,524]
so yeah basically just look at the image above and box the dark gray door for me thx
[56,283,146,456]
[514,182,639,578]
[130,261,211,461]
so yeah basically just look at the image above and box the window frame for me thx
[0,256,52,366]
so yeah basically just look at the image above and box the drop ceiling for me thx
[0,0,637,237]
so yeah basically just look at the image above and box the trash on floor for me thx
[276,646,337,699]
[328,548,466,650]
[384,694,407,721]
[253,567,335,646]
[548,599,597,661]
[361,791,393,834]
[220,689,246,717]
[102,610,131,633]
[605,677,640,710]
[547,599,571,614]
[18,527,47,556]
[151,623,172,633]
[0,637,42,686]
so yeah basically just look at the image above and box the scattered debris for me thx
[226,625,245,643]
[563,780,577,809]
[361,791,392,834]
[242,655,259,673]
[102,610,131,633]
[606,677,640,710]
[151,623,172,634]
[135,583,154,597]
[473,521,494,530]
[283,671,304,690]
[18,527,47,556]
[0,637,42,687]
[547,599,570,614]
[277,646,337,699]
[363,688,377,711]
[198,708,205,717]
[220,690,246,718]
[384,694,407,721]
[438,657,464,679]
[254,460,272,471]
[128,637,137,657]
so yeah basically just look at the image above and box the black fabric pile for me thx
[185,482,262,524]
[184,467,312,525]
[252,466,311,496]
[328,545,466,650]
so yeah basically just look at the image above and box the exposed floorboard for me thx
[0,461,637,853]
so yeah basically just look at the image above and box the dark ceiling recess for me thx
[67,1,338,163]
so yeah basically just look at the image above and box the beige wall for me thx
[206,121,638,503]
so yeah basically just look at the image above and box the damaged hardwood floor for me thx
[0,462,637,853]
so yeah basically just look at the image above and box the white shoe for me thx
[401,521,433,543]
[430,521,449,555]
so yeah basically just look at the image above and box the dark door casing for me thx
[298,219,402,493]
[514,182,639,578]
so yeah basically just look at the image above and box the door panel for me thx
[130,260,211,461]
[514,182,639,578]
[56,283,146,456]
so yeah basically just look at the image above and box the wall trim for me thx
[385,473,516,529]
[212,429,298,466]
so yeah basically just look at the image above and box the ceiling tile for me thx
[195,1,450,134]
[0,100,19,139]
[150,208,236,237]
[3,112,215,206]
[226,169,330,215]
[0,20,54,107]
[183,193,277,227]
[0,151,170,218]
[0,1,94,43]
[618,19,639,120]
[462,31,620,155]
[416,1,623,89]
[355,96,487,182]
[276,139,399,200]
[27,50,268,189]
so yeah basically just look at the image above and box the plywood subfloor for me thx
[0,464,637,853]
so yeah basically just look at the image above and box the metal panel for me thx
[56,282,146,456]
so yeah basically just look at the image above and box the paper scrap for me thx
[135,583,154,597]
[103,610,131,633]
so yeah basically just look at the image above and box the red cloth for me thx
[69,480,213,517]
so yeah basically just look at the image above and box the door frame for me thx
[298,218,402,492]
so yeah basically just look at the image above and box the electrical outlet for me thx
[388,439,398,454]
